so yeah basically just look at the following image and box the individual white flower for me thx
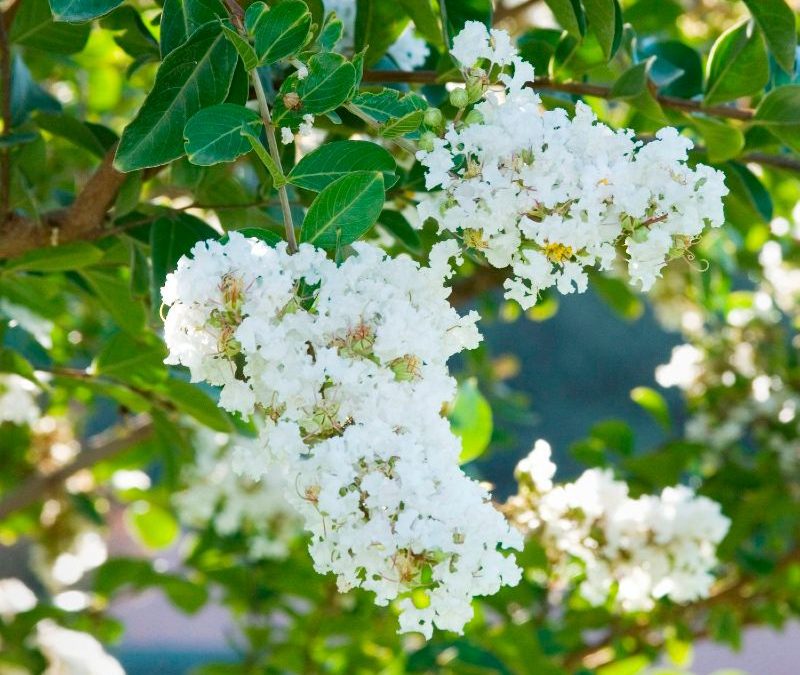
[36,620,125,675]
[162,232,520,638]
[298,114,315,136]
[280,126,294,144]
[0,578,37,620]
[0,374,40,425]
[418,25,728,309]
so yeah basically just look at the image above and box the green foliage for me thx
[184,104,263,166]
[705,20,769,105]
[288,140,396,191]
[449,378,494,464]
[248,0,312,66]
[48,0,123,22]
[300,171,385,249]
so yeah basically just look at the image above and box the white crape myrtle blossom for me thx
[174,426,301,559]
[162,232,522,638]
[322,0,429,69]
[0,578,37,620]
[416,22,728,309]
[0,374,40,425]
[507,440,730,611]
[36,619,125,675]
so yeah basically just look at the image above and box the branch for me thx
[495,0,542,23]
[362,70,756,121]
[0,415,153,520]
[0,146,134,260]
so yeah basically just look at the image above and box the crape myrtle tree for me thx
[0,0,798,672]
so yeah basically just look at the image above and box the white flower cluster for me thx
[0,374,40,425]
[507,440,730,611]
[416,22,728,309]
[162,232,522,638]
[0,579,124,675]
[174,426,301,559]
[322,0,429,69]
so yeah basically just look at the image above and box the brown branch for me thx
[495,0,542,23]
[0,415,153,520]
[362,70,756,121]
[0,146,149,260]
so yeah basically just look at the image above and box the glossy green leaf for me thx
[6,242,104,272]
[397,0,441,46]
[93,332,167,385]
[705,20,769,106]
[273,52,357,126]
[741,0,796,73]
[449,378,493,464]
[583,0,622,60]
[542,0,585,39]
[638,39,703,98]
[220,24,259,71]
[10,55,61,126]
[377,210,421,253]
[288,140,396,191]
[49,0,123,22]
[355,0,408,66]
[150,213,218,303]
[11,0,91,53]
[442,0,492,37]
[115,23,239,171]
[753,85,800,152]
[692,117,745,163]
[724,161,773,222]
[100,6,160,61]
[184,103,263,166]
[318,12,344,50]
[249,0,312,66]
[156,379,233,431]
[349,88,427,126]
[381,109,425,137]
[300,171,385,249]
[160,0,225,56]
[80,269,147,334]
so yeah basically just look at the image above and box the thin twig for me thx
[362,70,757,121]
[0,415,153,520]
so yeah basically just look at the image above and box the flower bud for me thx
[283,92,301,110]
[463,109,484,126]
[465,79,484,104]
[449,88,469,109]
[423,107,444,130]
[418,131,437,152]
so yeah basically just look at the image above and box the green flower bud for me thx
[423,107,444,129]
[418,131,437,152]
[463,109,484,126]
[466,79,485,103]
[449,87,469,109]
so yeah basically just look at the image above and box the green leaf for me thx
[442,0,492,37]
[229,227,283,246]
[127,501,179,549]
[273,52,357,126]
[150,213,218,303]
[6,242,104,271]
[288,140,395,191]
[11,0,91,53]
[752,85,800,152]
[724,161,773,222]
[0,347,42,386]
[93,332,167,385]
[610,57,666,122]
[318,12,344,50]
[184,103,263,166]
[449,378,493,464]
[355,0,409,67]
[349,88,427,133]
[597,655,651,675]
[692,117,745,163]
[638,40,703,98]
[590,271,644,320]
[115,23,239,171]
[80,269,147,334]
[377,209,421,253]
[220,23,258,71]
[249,0,312,66]
[583,0,622,60]
[741,0,796,73]
[10,55,62,126]
[381,109,425,137]
[630,386,671,431]
[542,0,585,39]
[397,0,441,46]
[160,0,225,57]
[49,0,123,22]
[300,171,385,249]
[705,20,769,106]
[157,379,233,431]
[240,125,286,186]
[35,113,111,157]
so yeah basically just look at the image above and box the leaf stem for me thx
[251,71,298,253]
